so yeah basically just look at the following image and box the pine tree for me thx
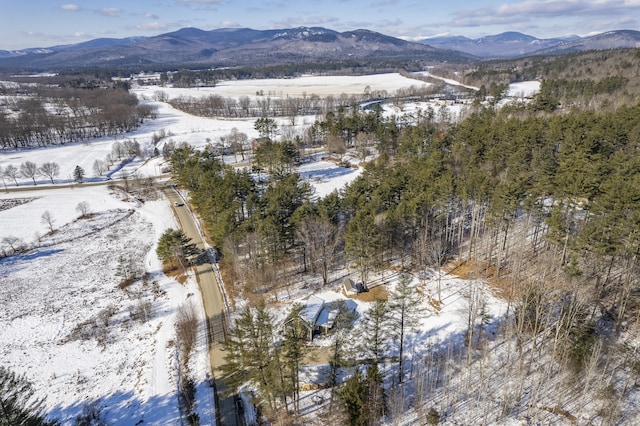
[0,366,56,426]
[73,165,85,183]
[221,304,279,410]
[281,304,307,413]
[387,273,421,383]
[156,228,198,269]
[337,364,385,426]
[359,298,388,364]
[258,172,312,260]
[364,364,385,424]
[338,369,367,426]
[345,210,381,286]
[254,117,278,139]
[328,301,356,401]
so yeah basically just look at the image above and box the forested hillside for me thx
[171,82,640,422]
[464,48,640,110]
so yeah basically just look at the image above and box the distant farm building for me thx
[251,137,271,151]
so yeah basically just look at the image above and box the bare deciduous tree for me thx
[0,165,5,191]
[92,159,106,176]
[296,214,340,286]
[325,133,347,159]
[176,301,198,369]
[111,141,126,160]
[153,90,169,102]
[1,235,25,254]
[41,210,55,233]
[3,164,19,186]
[227,127,248,162]
[20,161,38,185]
[387,273,421,383]
[38,162,60,184]
[76,201,91,218]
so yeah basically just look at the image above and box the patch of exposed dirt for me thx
[346,285,388,302]
[303,345,332,365]
[164,265,188,284]
[445,259,489,279]
[445,259,519,300]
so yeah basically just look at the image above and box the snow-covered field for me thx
[0,100,261,187]
[135,72,431,101]
[0,186,215,424]
[0,73,544,425]
[506,80,541,98]
[412,70,480,91]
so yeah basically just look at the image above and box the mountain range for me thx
[421,30,640,58]
[0,27,471,70]
[0,27,639,70]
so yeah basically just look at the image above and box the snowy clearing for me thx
[507,80,541,98]
[0,185,213,424]
[134,73,431,101]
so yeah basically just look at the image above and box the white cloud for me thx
[60,4,81,12]
[495,0,580,17]
[450,15,530,28]
[219,20,241,28]
[618,15,638,25]
[270,15,339,29]
[459,0,640,20]
[98,8,122,17]
[133,22,174,32]
[176,0,224,9]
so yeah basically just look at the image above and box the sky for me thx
[1,0,640,50]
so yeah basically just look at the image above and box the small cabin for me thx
[283,295,325,340]
[282,295,357,340]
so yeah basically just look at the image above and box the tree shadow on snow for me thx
[47,390,180,426]
[46,375,217,426]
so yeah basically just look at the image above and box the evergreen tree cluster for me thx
[156,228,198,268]
[170,144,313,264]
[172,99,640,309]
[0,366,55,426]
[464,48,640,110]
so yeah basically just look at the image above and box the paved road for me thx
[165,188,241,426]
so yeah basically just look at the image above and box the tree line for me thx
[162,83,444,121]
[1,138,141,186]
[0,84,156,149]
